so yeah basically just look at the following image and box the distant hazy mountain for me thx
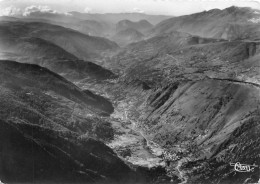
[8,11,170,38]
[116,19,153,34]
[21,16,115,38]
[75,19,114,37]
[112,28,145,46]
[0,21,118,61]
[0,16,19,21]
[151,6,260,40]
[69,12,172,25]
[0,22,117,81]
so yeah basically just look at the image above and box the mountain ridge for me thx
[151,6,260,41]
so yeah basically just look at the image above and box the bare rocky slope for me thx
[139,79,260,183]
[107,52,260,183]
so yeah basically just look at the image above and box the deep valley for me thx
[0,4,260,184]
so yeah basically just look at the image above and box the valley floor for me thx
[106,100,189,183]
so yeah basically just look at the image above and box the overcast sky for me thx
[0,0,260,16]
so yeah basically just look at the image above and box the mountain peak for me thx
[152,5,260,40]
[224,6,253,13]
[226,5,242,10]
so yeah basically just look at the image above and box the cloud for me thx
[0,6,22,16]
[23,5,58,16]
[64,12,72,16]
[132,7,145,13]
[84,7,92,13]
[0,4,73,17]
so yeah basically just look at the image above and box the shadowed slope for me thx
[0,60,148,184]
[0,60,114,116]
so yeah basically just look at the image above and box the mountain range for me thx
[151,6,260,40]
[1,5,260,184]
[0,21,118,82]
